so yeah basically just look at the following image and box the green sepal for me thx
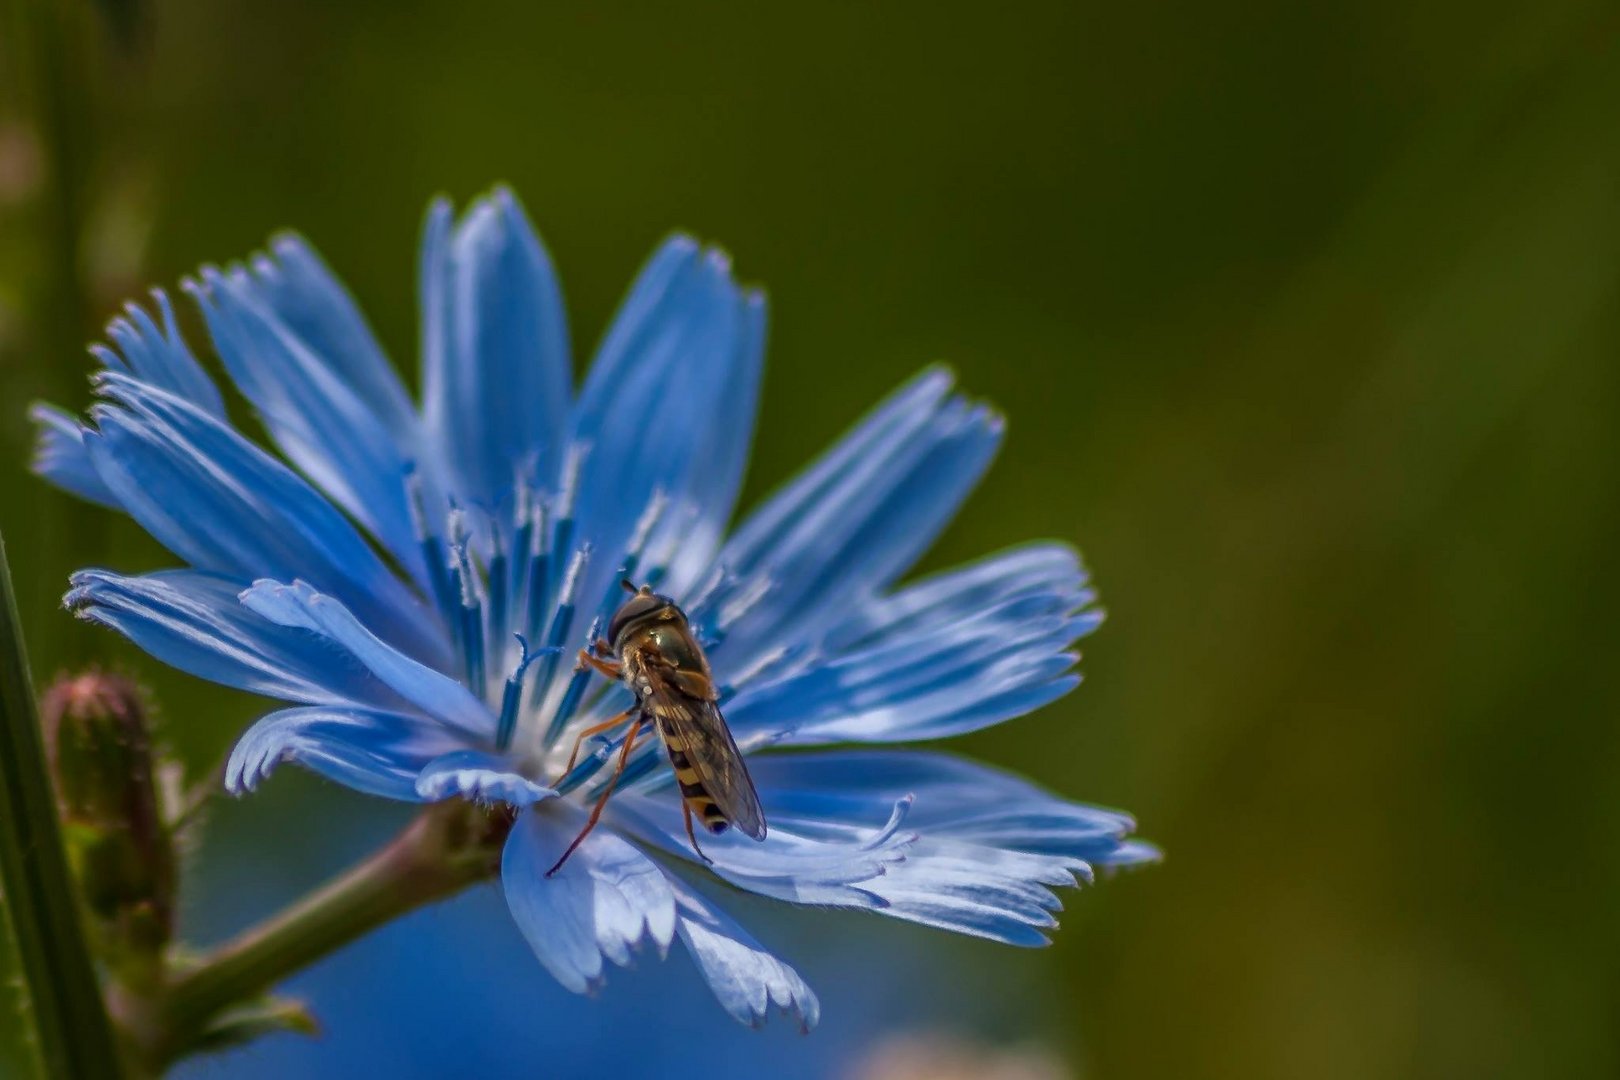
[189,995,321,1053]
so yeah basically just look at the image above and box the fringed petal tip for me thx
[90,287,224,418]
[1097,839,1162,871]
[225,707,461,802]
[669,879,820,1033]
[721,750,1154,946]
[502,809,677,995]
[30,403,120,509]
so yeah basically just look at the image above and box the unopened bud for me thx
[41,671,174,973]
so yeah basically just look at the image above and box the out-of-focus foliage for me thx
[1,1,1618,1077]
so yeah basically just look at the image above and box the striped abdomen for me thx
[664,738,730,835]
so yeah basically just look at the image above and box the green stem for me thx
[142,801,511,1067]
[0,533,128,1078]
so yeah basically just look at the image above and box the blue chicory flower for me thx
[33,187,1156,1031]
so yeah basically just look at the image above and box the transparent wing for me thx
[647,677,767,841]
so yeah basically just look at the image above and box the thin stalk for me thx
[0,533,127,1078]
[142,800,511,1067]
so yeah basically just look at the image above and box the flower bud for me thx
[41,672,174,973]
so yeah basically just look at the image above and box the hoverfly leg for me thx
[592,637,614,658]
[547,716,646,877]
[574,648,622,679]
[555,707,635,781]
[682,801,714,865]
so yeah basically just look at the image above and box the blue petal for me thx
[187,264,425,582]
[702,368,1002,671]
[30,404,119,508]
[241,580,490,739]
[709,367,951,571]
[607,792,911,908]
[83,374,446,666]
[667,877,819,1032]
[740,750,1154,945]
[236,234,418,440]
[416,750,554,807]
[66,568,414,709]
[746,750,1141,860]
[226,706,463,801]
[822,543,1099,651]
[624,768,1074,944]
[663,289,765,592]
[727,625,1081,747]
[569,237,763,599]
[98,290,225,417]
[845,840,1074,946]
[421,189,571,510]
[501,807,677,994]
[722,544,1094,745]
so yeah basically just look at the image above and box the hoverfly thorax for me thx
[607,586,711,687]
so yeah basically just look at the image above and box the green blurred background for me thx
[4,1,1620,1076]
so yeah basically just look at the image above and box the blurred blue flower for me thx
[33,187,1155,1030]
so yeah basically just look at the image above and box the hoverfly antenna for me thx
[620,578,637,594]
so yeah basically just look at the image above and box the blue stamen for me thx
[487,529,509,648]
[583,491,668,642]
[541,522,574,637]
[459,599,485,694]
[530,545,591,729]
[543,618,604,745]
[448,509,487,696]
[593,741,663,796]
[494,634,554,752]
[546,669,599,749]
[553,722,655,799]
[406,468,458,625]
[553,742,613,796]
[535,443,587,639]
[520,501,550,645]
[508,477,535,626]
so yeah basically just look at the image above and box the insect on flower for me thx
[34,185,1159,1029]
[553,580,766,875]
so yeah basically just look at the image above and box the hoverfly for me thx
[546,581,766,876]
